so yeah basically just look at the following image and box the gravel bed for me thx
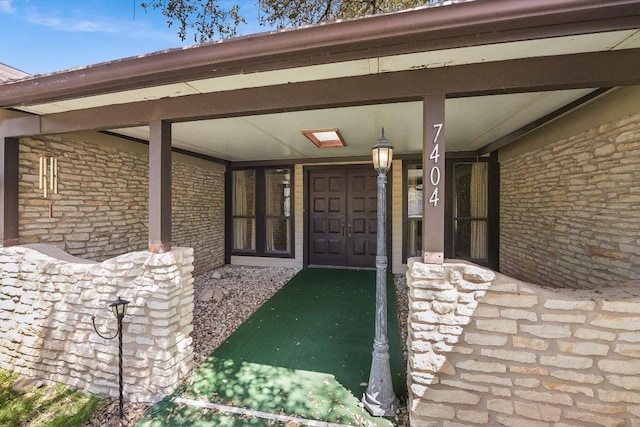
[84,266,410,427]
[393,273,410,427]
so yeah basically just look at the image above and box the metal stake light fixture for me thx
[92,296,130,425]
[363,128,398,416]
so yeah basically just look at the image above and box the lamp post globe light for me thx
[92,296,130,425]
[363,128,399,416]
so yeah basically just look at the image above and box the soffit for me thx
[111,88,593,160]
[21,29,640,116]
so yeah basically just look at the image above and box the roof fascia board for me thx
[2,48,640,138]
[1,0,639,108]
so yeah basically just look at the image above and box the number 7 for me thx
[433,123,443,144]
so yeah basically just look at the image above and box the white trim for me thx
[173,397,354,427]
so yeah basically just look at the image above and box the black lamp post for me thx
[92,296,130,425]
[363,128,399,416]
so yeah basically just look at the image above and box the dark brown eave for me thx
[1,0,639,108]
[2,48,639,139]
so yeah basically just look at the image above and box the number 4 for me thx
[429,144,440,163]
[429,188,439,207]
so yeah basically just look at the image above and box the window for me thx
[231,167,293,257]
[403,160,491,264]
[452,163,488,260]
[265,169,291,254]
[232,170,256,251]
[406,163,423,258]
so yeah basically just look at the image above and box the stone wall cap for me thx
[21,244,97,264]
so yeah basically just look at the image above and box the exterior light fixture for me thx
[110,297,129,319]
[93,296,130,425]
[371,128,393,173]
[302,128,346,148]
[363,127,398,417]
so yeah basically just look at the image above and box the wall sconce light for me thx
[38,154,58,198]
[93,296,130,424]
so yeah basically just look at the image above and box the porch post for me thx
[422,94,445,264]
[0,136,19,247]
[148,120,172,253]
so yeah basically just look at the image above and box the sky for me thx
[0,0,269,76]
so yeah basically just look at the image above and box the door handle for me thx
[347,222,352,237]
[341,222,346,236]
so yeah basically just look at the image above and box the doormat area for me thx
[137,268,406,426]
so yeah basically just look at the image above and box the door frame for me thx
[303,164,392,268]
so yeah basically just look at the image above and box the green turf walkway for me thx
[138,268,406,426]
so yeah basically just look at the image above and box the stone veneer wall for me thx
[407,258,640,426]
[500,112,640,289]
[0,244,194,403]
[19,135,224,275]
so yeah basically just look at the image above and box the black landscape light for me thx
[93,296,130,425]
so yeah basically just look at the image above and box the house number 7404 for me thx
[428,123,443,207]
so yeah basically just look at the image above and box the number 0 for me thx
[430,166,441,186]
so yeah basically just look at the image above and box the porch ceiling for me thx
[111,89,595,161]
[4,0,640,162]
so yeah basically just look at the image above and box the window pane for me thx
[453,162,488,260]
[266,169,291,217]
[454,219,487,259]
[454,163,487,218]
[407,165,422,218]
[266,218,291,253]
[233,170,255,216]
[233,218,255,250]
[454,164,472,218]
[407,219,422,258]
[232,170,256,252]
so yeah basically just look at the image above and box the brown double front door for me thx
[308,167,378,268]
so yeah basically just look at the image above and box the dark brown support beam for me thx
[422,94,446,265]
[148,120,172,253]
[2,48,639,138]
[0,137,19,246]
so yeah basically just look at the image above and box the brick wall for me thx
[407,258,640,426]
[0,245,194,403]
[500,112,640,289]
[19,135,224,275]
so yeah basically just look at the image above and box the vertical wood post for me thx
[149,120,172,253]
[0,136,19,246]
[422,94,445,264]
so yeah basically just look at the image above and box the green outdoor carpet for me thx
[138,268,406,426]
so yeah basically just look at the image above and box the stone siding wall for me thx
[500,112,640,289]
[0,244,194,403]
[408,258,640,426]
[172,158,225,275]
[19,135,224,275]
